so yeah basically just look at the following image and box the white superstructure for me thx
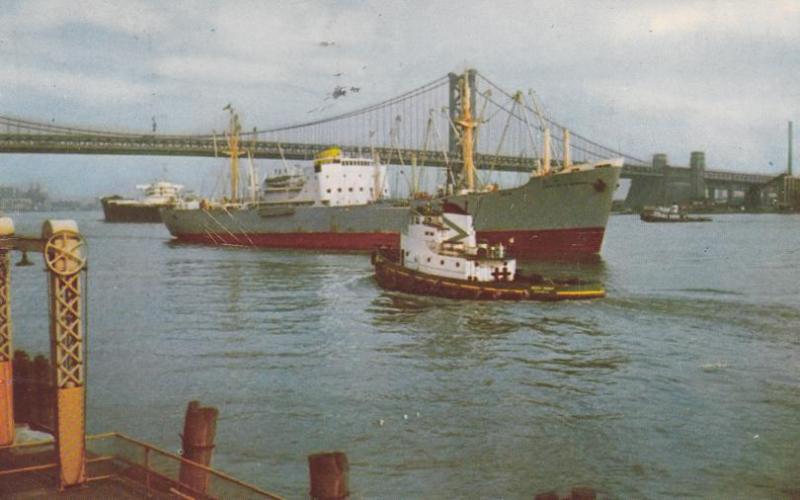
[132,181,184,205]
[261,147,388,207]
[400,205,516,282]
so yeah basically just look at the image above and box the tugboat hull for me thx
[372,250,605,301]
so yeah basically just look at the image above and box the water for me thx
[6,211,800,498]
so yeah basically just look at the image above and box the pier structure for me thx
[0,218,284,498]
[0,219,14,446]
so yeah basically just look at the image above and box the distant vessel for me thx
[161,72,622,257]
[640,205,712,223]
[372,203,605,300]
[102,181,184,223]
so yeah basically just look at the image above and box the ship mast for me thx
[224,106,242,203]
[456,71,477,192]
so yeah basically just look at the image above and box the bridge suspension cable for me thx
[475,72,649,166]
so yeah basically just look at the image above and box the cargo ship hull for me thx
[161,165,620,257]
[102,197,168,223]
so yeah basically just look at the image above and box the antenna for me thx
[789,121,794,176]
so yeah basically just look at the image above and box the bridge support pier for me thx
[625,176,663,209]
[690,151,706,201]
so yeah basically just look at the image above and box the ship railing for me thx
[0,433,283,499]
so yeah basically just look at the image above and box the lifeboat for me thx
[372,203,605,301]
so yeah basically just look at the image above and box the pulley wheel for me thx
[44,230,87,276]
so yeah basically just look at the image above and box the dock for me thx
[0,217,283,499]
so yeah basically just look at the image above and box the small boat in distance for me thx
[102,181,184,223]
[640,205,712,223]
[372,203,606,301]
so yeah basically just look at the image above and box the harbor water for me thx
[7,211,800,498]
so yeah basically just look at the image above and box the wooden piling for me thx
[178,400,218,495]
[534,491,560,500]
[32,355,53,430]
[12,350,31,424]
[308,451,349,500]
[569,486,597,500]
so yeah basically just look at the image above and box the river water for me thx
[6,211,800,499]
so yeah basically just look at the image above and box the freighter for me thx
[102,181,184,223]
[161,75,621,257]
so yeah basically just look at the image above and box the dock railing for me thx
[0,433,284,499]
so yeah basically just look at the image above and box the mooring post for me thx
[569,486,598,500]
[0,217,15,445]
[179,400,219,494]
[12,350,31,424]
[308,451,349,500]
[32,354,53,429]
[42,220,88,489]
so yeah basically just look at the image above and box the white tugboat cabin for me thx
[400,203,516,282]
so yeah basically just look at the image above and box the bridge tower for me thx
[654,153,670,204]
[690,151,707,200]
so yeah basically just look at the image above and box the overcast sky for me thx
[1,0,798,198]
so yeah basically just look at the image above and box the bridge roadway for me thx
[0,132,774,185]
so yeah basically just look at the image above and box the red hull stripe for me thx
[173,227,606,255]
[476,228,606,256]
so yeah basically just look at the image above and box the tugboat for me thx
[640,205,712,223]
[372,203,606,301]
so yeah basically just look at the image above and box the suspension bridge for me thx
[0,69,775,206]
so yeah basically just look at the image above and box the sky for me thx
[1,0,799,199]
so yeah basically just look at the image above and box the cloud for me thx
[1,65,152,104]
[1,0,170,34]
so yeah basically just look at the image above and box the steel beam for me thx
[0,218,14,445]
